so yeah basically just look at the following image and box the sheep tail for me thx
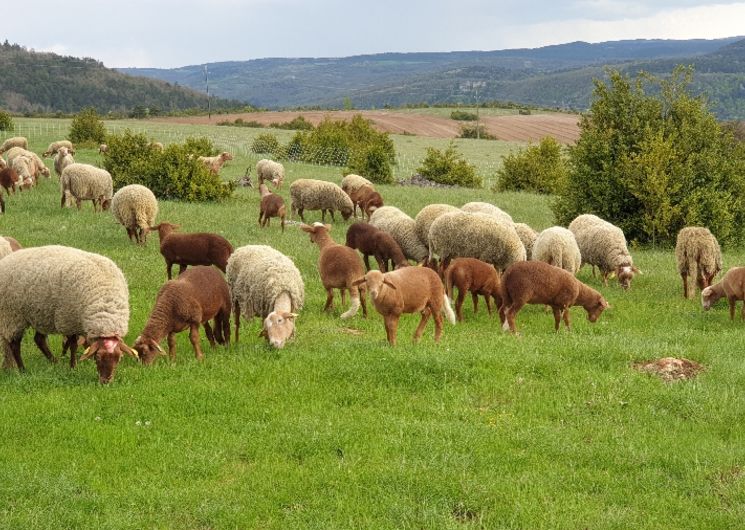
[444,266,454,299]
[340,292,361,320]
[442,294,456,325]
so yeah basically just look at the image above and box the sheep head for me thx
[150,222,180,239]
[300,222,332,244]
[221,152,234,161]
[586,296,610,323]
[354,270,396,300]
[616,265,641,290]
[260,311,298,349]
[340,206,353,220]
[133,335,166,365]
[701,285,724,311]
[79,336,139,384]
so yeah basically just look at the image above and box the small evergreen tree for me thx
[0,110,14,131]
[69,107,106,145]
[417,142,482,188]
[495,137,568,194]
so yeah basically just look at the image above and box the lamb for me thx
[133,266,231,364]
[150,222,234,279]
[514,223,538,258]
[569,214,639,289]
[198,151,233,173]
[226,245,305,348]
[53,146,75,178]
[60,163,113,211]
[676,226,722,299]
[444,258,502,322]
[701,267,745,320]
[5,148,50,179]
[531,226,582,274]
[461,201,513,224]
[352,267,456,345]
[499,260,609,333]
[256,159,285,188]
[369,206,429,263]
[258,183,286,232]
[348,184,383,220]
[42,140,75,157]
[111,184,159,244]
[290,178,354,222]
[0,245,137,383]
[428,211,526,273]
[340,173,373,195]
[0,136,28,154]
[345,222,409,272]
[0,167,18,194]
[301,222,367,319]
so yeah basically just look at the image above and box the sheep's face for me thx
[701,287,720,310]
[616,265,640,290]
[261,311,298,349]
[80,337,139,384]
[133,336,165,365]
[359,270,397,300]
[100,197,112,211]
[301,223,332,243]
[587,296,609,323]
[341,206,353,220]
[222,152,234,161]
[58,147,68,157]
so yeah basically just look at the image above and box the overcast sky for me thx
[7,1,745,68]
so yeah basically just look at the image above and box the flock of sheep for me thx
[0,134,740,385]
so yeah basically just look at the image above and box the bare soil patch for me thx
[633,357,704,381]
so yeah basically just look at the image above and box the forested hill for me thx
[0,42,242,114]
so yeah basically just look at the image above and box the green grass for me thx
[1,120,745,528]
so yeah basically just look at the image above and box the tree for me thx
[495,136,568,194]
[68,107,106,145]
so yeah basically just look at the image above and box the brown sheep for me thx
[444,258,502,322]
[258,183,286,232]
[676,226,722,299]
[345,222,409,272]
[499,261,609,333]
[301,222,367,319]
[348,184,383,220]
[0,167,19,194]
[702,267,745,320]
[151,222,234,279]
[353,267,456,345]
[133,266,231,364]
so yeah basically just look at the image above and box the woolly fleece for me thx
[111,184,159,235]
[461,201,513,225]
[290,178,353,218]
[60,163,113,205]
[532,226,582,274]
[569,214,633,274]
[675,226,722,280]
[414,203,459,249]
[369,206,429,262]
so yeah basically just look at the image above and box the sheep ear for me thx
[120,342,140,359]
[352,277,366,286]
[149,339,165,354]
[258,328,268,338]
[288,313,299,319]
[300,224,314,233]
[383,279,398,290]
[632,266,642,274]
[80,343,98,361]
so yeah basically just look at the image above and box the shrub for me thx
[269,116,314,130]
[416,142,482,188]
[68,107,106,146]
[450,110,478,121]
[458,124,496,140]
[0,110,14,131]
[102,130,233,202]
[495,137,568,194]
[347,143,394,184]
[251,133,281,154]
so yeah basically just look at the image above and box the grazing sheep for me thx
[149,141,164,151]
[369,206,429,263]
[499,260,609,333]
[151,222,234,279]
[569,214,639,289]
[258,183,286,232]
[0,167,19,194]
[461,201,513,224]
[198,151,233,173]
[340,174,373,195]
[53,146,75,178]
[428,211,526,273]
[345,222,409,272]
[98,143,108,154]
[301,222,367,319]
[0,137,28,154]
[701,267,745,320]
[414,203,460,267]
[349,184,383,220]
[5,148,50,180]
[353,267,456,345]
[532,226,582,274]
[0,245,137,383]
[42,140,75,157]
[444,258,502,322]
[134,266,231,364]
[514,223,538,258]
[10,156,35,189]
[111,184,159,244]
[676,226,722,299]
[290,178,354,222]
[60,163,113,211]
[226,245,305,348]
[256,159,285,188]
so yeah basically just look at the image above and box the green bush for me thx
[347,143,394,184]
[416,142,482,188]
[269,116,314,130]
[68,107,106,146]
[450,110,478,121]
[0,110,14,131]
[102,130,233,202]
[495,137,568,194]
[458,124,496,140]
[251,133,281,154]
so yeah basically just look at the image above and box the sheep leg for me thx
[384,314,399,346]
[60,192,67,208]
[321,209,326,223]
[340,289,361,320]
[6,337,24,371]
[433,306,444,342]
[552,307,562,331]
[178,264,187,276]
[563,309,571,330]
[33,332,58,364]
[281,216,285,233]
[504,303,523,333]
[729,297,736,321]
[741,301,745,322]
[166,262,173,280]
[258,210,264,227]
[340,288,347,305]
[413,308,432,343]
[364,254,373,272]
[299,208,305,222]
[681,273,689,299]
[167,333,177,361]
[233,302,241,343]
[471,292,479,314]
[455,288,466,322]
[323,288,335,312]
[484,295,493,315]
[203,321,216,347]
[126,227,135,242]
[360,286,368,318]
[329,210,336,222]
[189,324,204,360]
[220,311,230,347]
[64,335,79,368]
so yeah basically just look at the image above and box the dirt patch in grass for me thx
[633,357,704,381]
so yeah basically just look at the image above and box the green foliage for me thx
[450,110,478,121]
[269,116,314,130]
[0,109,14,131]
[552,67,745,246]
[458,124,496,140]
[68,107,106,146]
[102,130,232,202]
[495,137,568,194]
[416,142,482,188]
[347,143,394,184]
[251,133,281,154]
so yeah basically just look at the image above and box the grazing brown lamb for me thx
[499,261,609,333]
[151,222,234,279]
[0,167,19,194]
[258,183,287,232]
[444,257,502,322]
[134,266,231,364]
[348,184,383,220]
[701,267,745,320]
[345,222,409,272]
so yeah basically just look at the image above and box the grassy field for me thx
[1,120,745,529]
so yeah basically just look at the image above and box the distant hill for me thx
[0,42,242,114]
[119,37,744,117]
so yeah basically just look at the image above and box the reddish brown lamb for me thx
[258,183,286,232]
[0,167,19,195]
[701,266,745,320]
[444,257,502,322]
[345,222,409,272]
[349,184,384,220]
[151,222,234,279]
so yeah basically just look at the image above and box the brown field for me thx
[154,110,581,144]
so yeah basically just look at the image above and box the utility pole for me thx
[204,65,211,120]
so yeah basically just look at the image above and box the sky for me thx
[6,1,745,68]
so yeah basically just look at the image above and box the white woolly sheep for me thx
[676,226,722,299]
[0,245,137,383]
[290,178,354,222]
[43,140,75,157]
[369,206,429,263]
[198,152,233,173]
[414,203,460,251]
[111,184,159,244]
[10,156,36,189]
[0,137,28,154]
[60,163,113,212]
[226,245,305,348]
[428,211,526,273]
[54,146,75,177]
[532,226,582,274]
[461,201,513,224]
[514,223,538,258]
[256,159,286,189]
[569,214,639,289]
[6,148,50,180]
[340,174,373,194]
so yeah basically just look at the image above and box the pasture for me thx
[1,118,745,529]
